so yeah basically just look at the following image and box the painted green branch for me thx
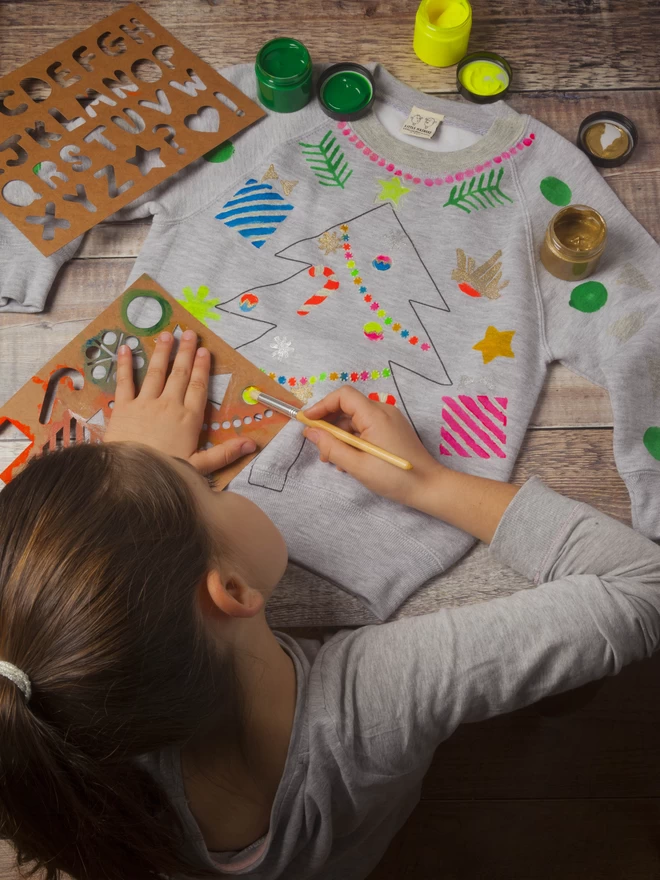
[299,130,353,188]
[442,167,513,214]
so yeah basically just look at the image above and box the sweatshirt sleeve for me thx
[0,63,295,314]
[319,478,660,778]
[515,120,660,540]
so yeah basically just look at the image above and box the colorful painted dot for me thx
[239,292,259,312]
[329,372,339,380]
[540,176,572,206]
[382,368,391,378]
[278,376,286,384]
[364,321,384,341]
[569,280,608,313]
[340,371,349,381]
[319,372,327,380]
[372,254,393,271]
[203,141,235,163]
[360,371,369,381]
[643,427,660,461]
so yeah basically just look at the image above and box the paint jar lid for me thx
[456,51,512,104]
[317,63,375,121]
[577,111,638,168]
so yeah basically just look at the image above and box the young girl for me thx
[1,330,659,880]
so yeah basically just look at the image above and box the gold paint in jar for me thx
[540,205,607,282]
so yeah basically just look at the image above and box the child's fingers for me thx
[140,332,174,399]
[163,329,198,401]
[189,436,257,476]
[304,387,381,434]
[183,347,211,412]
[114,345,135,404]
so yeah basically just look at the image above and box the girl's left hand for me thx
[104,329,256,475]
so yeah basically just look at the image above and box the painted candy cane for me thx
[369,392,396,405]
[297,265,339,316]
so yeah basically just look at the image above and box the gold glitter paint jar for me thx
[577,111,638,168]
[540,205,607,282]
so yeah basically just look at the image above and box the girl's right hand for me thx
[302,387,444,510]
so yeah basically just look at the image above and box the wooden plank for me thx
[366,797,660,880]
[0,1,659,91]
[420,651,660,800]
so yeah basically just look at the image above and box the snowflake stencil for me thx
[270,335,295,361]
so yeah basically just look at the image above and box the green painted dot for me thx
[569,280,608,313]
[643,427,660,461]
[33,162,42,175]
[540,176,572,206]
[319,372,327,381]
[203,141,235,163]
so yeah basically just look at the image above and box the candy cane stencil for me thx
[297,265,340,316]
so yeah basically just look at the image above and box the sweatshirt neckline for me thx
[348,64,527,175]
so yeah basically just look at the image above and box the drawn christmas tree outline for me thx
[211,204,455,490]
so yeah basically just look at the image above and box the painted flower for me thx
[351,269,359,277]
[370,303,379,311]
[392,323,401,332]
[364,294,372,303]
[421,342,430,351]
[371,370,380,379]
[268,372,276,379]
[401,329,410,339]
[319,372,327,381]
[329,372,339,380]
[270,335,294,361]
[300,377,308,385]
[409,336,418,345]
[340,224,349,232]
[382,368,391,378]
[340,371,349,381]
[351,371,359,382]
[347,260,356,269]
[288,377,296,386]
[343,242,351,250]
[359,286,367,294]
[353,277,363,285]
[360,371,369,381]
[309,376,317,384]
[384,317,393,325]
[278,376,286,384]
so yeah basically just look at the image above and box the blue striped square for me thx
[215,178,294,249]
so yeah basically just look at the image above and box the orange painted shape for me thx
[459,282,481,298]
[0,417,35,484]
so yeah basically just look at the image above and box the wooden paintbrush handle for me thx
[296,413,413,471]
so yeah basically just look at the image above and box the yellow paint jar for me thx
[540,205,607,282]
[413,0,472,68]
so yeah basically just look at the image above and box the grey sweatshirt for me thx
[140,477,660,878]
[2,64,660,618]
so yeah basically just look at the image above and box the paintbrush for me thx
[244,387,413,471]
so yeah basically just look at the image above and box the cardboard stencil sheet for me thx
[0,275,299,489]
[0,3,265,255]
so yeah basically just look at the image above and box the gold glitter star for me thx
[472,326,516,364]
[317,231,343,255]
[376,176,410,207]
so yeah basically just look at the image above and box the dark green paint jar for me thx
[317,63,375,121]
[255,37,313,113]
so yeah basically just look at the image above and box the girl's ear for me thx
[202,569,264,619]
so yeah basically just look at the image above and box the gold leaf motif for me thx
[280,179,298,196]
[452,248,509,301]
[261,163,278,181]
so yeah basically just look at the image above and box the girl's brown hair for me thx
[0,443,241,879]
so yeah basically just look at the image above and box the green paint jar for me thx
[317,63,375,121]
[255,37,313,113]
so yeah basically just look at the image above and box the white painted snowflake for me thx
[270,335,295,361]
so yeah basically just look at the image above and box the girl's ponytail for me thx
[0,443,241,880]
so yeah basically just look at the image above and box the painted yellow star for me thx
[472,326,516,364]
[376,176,410,207]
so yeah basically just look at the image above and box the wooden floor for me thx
[1,0,660,877]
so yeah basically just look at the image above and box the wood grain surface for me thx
[0,1,658,879]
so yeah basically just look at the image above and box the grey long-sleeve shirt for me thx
[142,477,660,878]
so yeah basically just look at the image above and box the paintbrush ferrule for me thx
[255,391,300,420]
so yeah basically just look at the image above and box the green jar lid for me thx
[255,37,313,113]
[317,63,375,121]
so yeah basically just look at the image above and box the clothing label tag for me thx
[401,106,444,139]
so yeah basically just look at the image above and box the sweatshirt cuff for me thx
[489,477,582,584]
[625,470,660,542]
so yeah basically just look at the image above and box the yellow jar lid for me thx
[456,51,512,104]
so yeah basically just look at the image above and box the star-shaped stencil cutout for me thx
[126,145,166,176]
[472,326,516,364]
[376,176,410,207]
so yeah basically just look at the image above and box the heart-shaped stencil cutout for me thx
[184,106,220,133]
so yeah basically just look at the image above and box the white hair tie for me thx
[0,661,31,702]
